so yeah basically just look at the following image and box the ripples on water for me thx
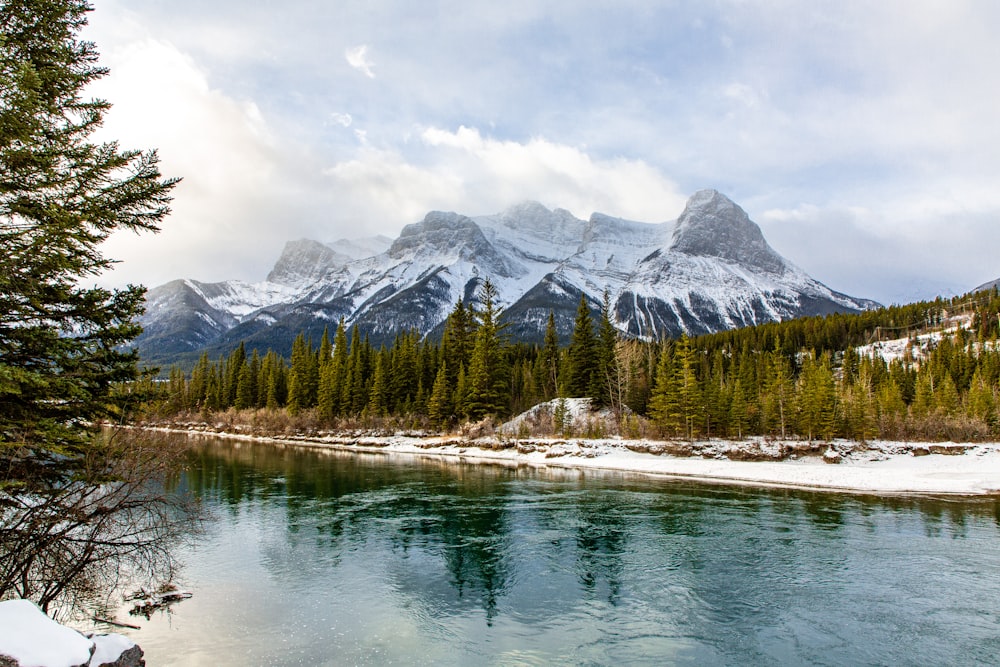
[132,437,1000,666]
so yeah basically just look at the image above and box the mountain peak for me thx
[670,189,785,273]
[502,200,552,217]
[266,239,351,286]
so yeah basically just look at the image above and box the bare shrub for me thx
[0,429,201,619]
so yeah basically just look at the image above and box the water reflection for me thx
[147,435,1000,666]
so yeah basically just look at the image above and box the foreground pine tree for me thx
[0,1,192,614]
[0,0,178,485]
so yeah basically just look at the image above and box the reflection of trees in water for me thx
[185,440,515,620]
[182,436,1000,643]
[572,497,627,604]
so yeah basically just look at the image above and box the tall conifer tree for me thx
[0,0,178,486]
[464,279,510,420]
[566,293,597,397]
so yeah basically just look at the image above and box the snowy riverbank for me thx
[148,425,1000,496]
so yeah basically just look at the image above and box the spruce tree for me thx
[566,293,597,397]
[442,298,474,388]
[316,325,334,420]
[317,354,336,421]
[331,319,349,416]
[366,349,389,417]
[234,360,254,410]
[390,330,419,413]
[427,360,451,427]
[674,334,702,440]
[248,349,261,408]
[594,291,619,406]
[189,352,212,409]
[539,310,560,400]
[649,343,682,436]
[0,0,177,485]
[225,342,246,406]
[795,352,836,441]
[728,377,750,439]
[453,363,468,419]
[966,367,997,429]
[464,279,509,420]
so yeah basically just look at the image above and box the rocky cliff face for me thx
[136,190,879,364]
[670,189,786,274]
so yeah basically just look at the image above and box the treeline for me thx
[143,284,1000,442]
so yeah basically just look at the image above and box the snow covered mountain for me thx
[136,190,879,364]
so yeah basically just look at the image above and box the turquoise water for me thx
[129,437,1000,665]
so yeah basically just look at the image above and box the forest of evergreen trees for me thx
[139,282,1000,443]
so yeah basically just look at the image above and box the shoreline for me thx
[142,425,1000,497]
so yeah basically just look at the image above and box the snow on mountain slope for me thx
[137,190,879,362]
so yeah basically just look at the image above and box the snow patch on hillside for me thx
[856,314,975,364]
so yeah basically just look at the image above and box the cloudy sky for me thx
[85,0,1000,305]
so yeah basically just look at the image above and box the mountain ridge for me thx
[137,190,880,365]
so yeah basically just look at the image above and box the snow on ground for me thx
[0,599,139,667]
[0,600,93,667]
[855,314,974,364]
[158,426,1000,496]
[90,633,138,666]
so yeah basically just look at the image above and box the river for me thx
[127,436,1000,665]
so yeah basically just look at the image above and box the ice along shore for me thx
[147,425,1000,496]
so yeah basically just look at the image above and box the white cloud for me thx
[758,197,1000,305]
[320,126,687,231]
[345,45,376,78]
[87,32,328,288]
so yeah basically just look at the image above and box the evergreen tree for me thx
[0,0,178,489]
[341,327,362,414]
[224,342,246,406]
[247,350,261,408]
[286,333,307,414]
[366,348,389,417]
[189,352,212,408]
[649,343,682,436]
[594,291,619,405]
[453,363,468,419]
[427,360,451,427]
[911,372,934,421]
[764,347,794,439]
[674,334,702,440]
[317,326,332,365]
[331,319,349,416]
[166,366,187,413]
[966,367,997,429]
[316,325,334,420]
[566,293,597,397]
[728,377,750,439]
[843,360,876,442]
[464,279,510,420]
[234,359,254,410]
[263,351,286,409]
[936,374,961,417]
[538,310,560,400]
[317,354,336,421]
[702,350,727,437]
[390,330,419,413]
[876,377,907,424]
[795,352,836,441]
